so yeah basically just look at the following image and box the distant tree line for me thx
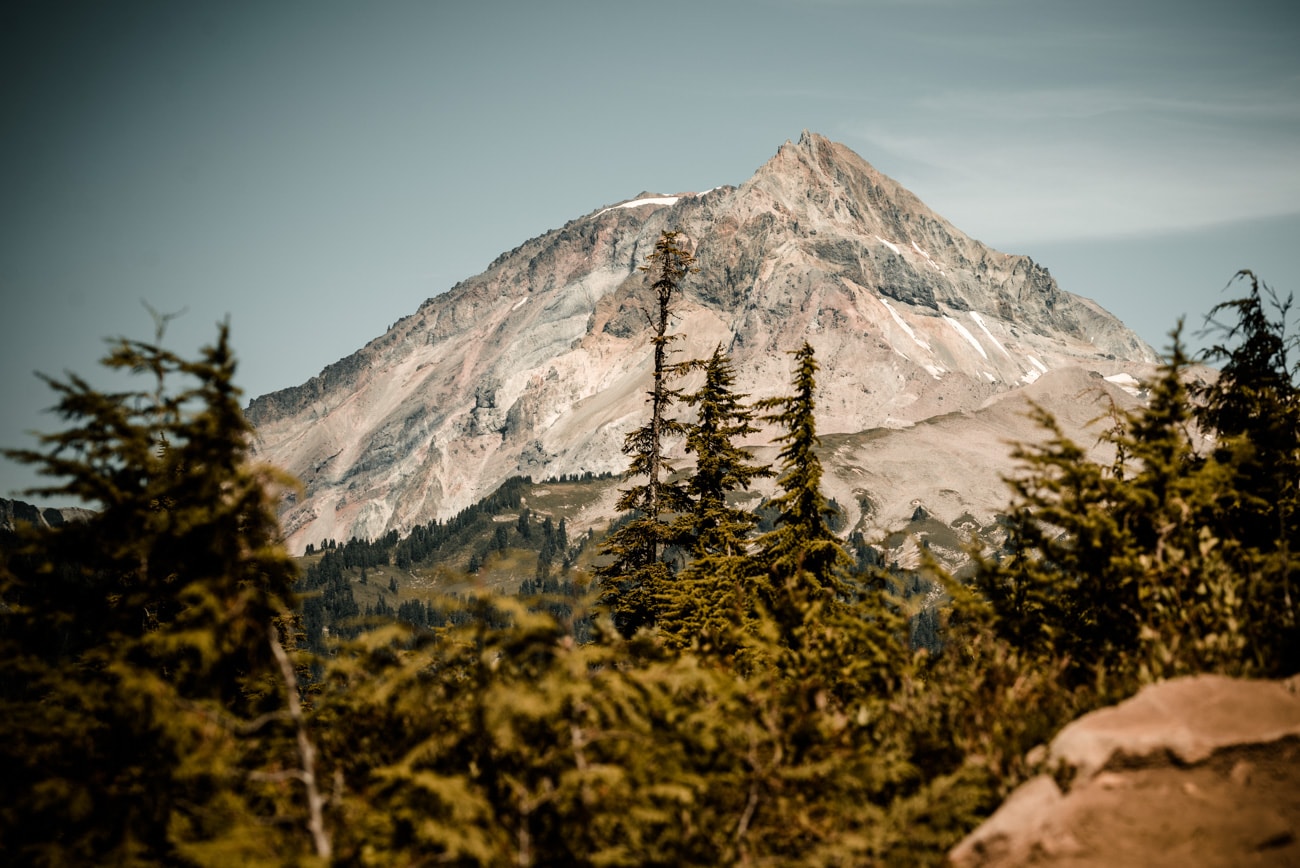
[294,473,602,654]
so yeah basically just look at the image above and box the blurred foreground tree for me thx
[0,322,322,864]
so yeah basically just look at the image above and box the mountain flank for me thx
[246,132,1158,554]
[0,498,93,533]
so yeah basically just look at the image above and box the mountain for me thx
[247,132,1159,555]
[0,498,94,534]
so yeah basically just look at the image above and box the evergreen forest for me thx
[1,237,1297,864]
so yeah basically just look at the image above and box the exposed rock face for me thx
[949,676,1300,867]
[0,498,93,532]
[815,364,1158,563]
[246,131,1158,553]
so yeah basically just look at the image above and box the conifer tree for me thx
[705,342,905,707]
[754,342,851,592]
[1124,334,1249,678]
[980,327,1257,689]
[597,230,696,636]
[1195,271,1300,670]
[659,345,771,655]
[680,345,772,558]
[0,323,313,862]
[737,341,890,684]
[976,408,1108,670]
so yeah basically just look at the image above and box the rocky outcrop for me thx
[246,131,1159,553]
[0,498,94,533]
[949,676,1300,867]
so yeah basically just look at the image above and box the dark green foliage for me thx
[978,339,1239,691]
[1194,271,1300,671]
[597,230,696,636]
[755,342,852,594]
[0,324,310,864]
[389,475,533,569]
[300,548,362,654]
[679,345,772,559]
[977,404,1134,685]
[298,474,604,652]
[980,289,1300,692]
[659,345,772,656]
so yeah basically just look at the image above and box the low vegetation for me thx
[2,251,1295,864]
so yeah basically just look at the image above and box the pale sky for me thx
[3,0,1298,499]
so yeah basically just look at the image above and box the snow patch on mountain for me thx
[595,195,682,216]
[875,235,902,256]
[1105,372,1144,396]
[945,315,989,360]
[880,298,931,352]
[970,312,1012,358]
[911,241,945,274]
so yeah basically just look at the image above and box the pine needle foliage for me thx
[979,306,1298,695]
[754,342,852,595]
[679,345,772,559]
[0,324,313,864]
[1194,270,1300,671]
[659,345,772,657]
[597,230,697,637]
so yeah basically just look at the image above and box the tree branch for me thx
[269,627,332,860]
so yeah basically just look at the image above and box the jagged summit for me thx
[754,131,950,232]
[247,133,1157,553]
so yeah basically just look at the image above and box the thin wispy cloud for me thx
[916,87,1300,124]
[846,67,1300,244]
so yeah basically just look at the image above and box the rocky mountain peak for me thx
[749,130,950,245]
[247,133,1159,553]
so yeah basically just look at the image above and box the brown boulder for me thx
[949,675,1300,867]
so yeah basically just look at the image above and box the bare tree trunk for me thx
[269,629,332,860]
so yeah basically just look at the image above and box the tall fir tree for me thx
[749,343,908,700]
[754,342,851,593]
[680,344,772,559]
[596,230,696,637]
[1194,271,1300,671]
[658,345,771,655]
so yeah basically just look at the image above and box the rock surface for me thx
[245,131,1160,554]
[949,676,1300,867]
[0,497,93,533]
